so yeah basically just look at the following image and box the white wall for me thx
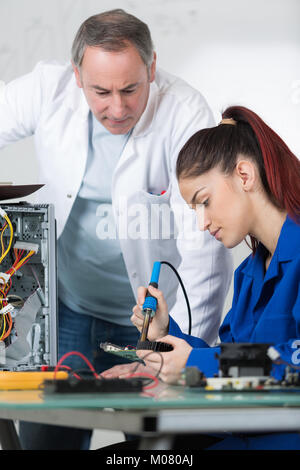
[0,0,299,316]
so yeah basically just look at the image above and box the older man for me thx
[0,9,232,449]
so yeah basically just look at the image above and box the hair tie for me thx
[219,118,236,126]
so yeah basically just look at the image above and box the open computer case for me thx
[0,185,57,370]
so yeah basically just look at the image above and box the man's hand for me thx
[136,335,192,384]
[131,285,170,341]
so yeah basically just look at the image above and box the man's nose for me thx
[110,94,126,119]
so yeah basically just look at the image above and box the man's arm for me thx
[0,63,44,148]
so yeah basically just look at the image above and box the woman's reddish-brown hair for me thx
[176,105,300,252]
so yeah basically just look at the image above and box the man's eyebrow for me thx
[190,187,206,205]
[91,82,140,92]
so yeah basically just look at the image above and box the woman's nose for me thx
[196,205,211,231]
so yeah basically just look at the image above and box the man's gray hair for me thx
[71,9,154,70]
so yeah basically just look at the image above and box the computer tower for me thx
[0,202,57,370]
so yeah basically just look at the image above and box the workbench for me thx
[0,382,299,450]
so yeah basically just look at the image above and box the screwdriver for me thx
[139,261,161,342]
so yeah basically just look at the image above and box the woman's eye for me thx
[202,199,209,207]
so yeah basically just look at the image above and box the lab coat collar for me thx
[241,215,299,281]
[131,80,158,138]
[65,72,90,122]
[65,66,159,137]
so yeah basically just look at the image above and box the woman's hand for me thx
[100,361,157,379]
[131,285,170,341]
[136,335,192,384]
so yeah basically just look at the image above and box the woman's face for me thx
[179,165,254,248]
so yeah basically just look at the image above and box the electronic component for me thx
[184,366,300,392]
[0,202,57,370]
[100,342,143,362]
[43,376,144,394]
[13,241,39,254]
[216,343,272,377]
[184,343,300,392]
[0,370,68,390]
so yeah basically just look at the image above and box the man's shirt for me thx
[58,112,135,325]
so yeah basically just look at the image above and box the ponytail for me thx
[176,105,300,252]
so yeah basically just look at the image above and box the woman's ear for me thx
[235,159,256,191]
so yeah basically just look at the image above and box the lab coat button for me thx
[67,194,72,198]
[132,272,137,278]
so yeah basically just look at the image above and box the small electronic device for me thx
[217,343,272,378]
[184,343,300,392]
[0,370,68,390]
[100,342,142,362]
[43,376,144,394]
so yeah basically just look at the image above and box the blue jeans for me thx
[19,300,140,450]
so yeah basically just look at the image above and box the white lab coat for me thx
[0,61,233,344]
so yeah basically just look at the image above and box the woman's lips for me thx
[211,229,221,240]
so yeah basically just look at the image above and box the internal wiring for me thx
[0,282,13,341]
[0,223,8,257]
[7,248,36,277]
[0,213,13,264]
[0,214,36,342]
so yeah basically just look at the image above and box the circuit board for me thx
[100,342,143,362]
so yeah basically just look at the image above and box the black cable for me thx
[132,350,164,383]
[161,261,192,335]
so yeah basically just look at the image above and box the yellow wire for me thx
[9,251,34,276]
[0,224,7,257]
[0,314,6,341]
[0,214,13,264]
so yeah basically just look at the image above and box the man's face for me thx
[73,43,156,135]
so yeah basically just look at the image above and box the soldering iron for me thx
[137,260,192,352]
[139,261,161,342]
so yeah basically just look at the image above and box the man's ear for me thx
[149,52,156,83]
[71,61,83,89]
[235,159,256,191]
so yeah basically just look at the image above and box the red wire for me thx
[54,351,99,379]
[126,372,160,390]
[57,364,82,380]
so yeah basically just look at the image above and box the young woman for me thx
[102,106,300,449]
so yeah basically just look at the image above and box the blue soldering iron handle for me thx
[142,262,161,315]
